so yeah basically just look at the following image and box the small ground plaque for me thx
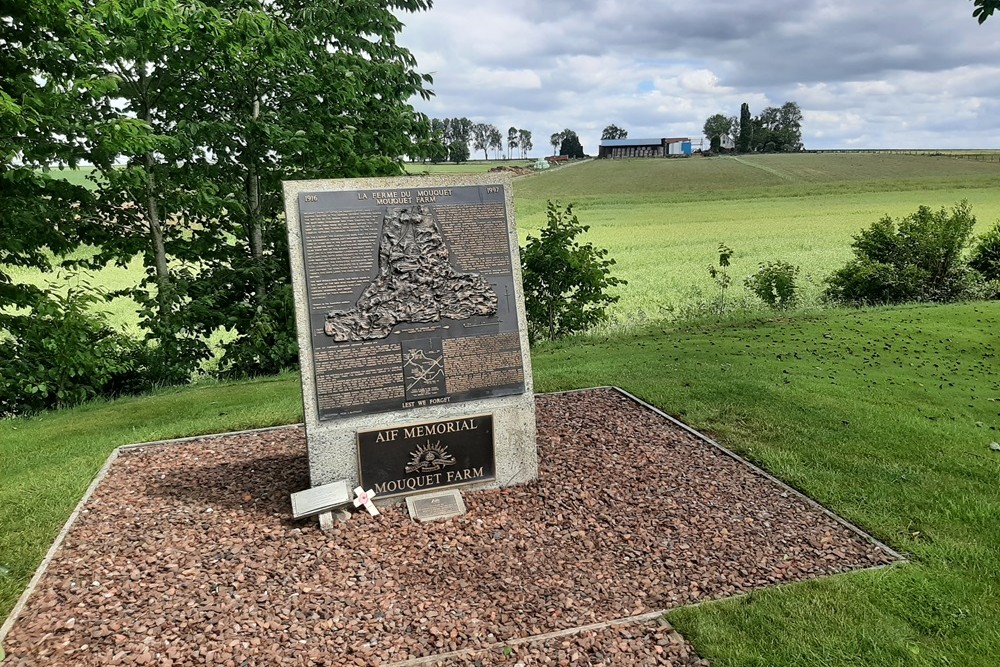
[290,480,351,519]
[357,414,495,499]
[406,489,467,522]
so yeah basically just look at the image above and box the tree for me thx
[448,139,469,163]
[449,117,473,148]
[750,102,803,151]
[702,114,732,152]
[1,0,105,336]
[727,115,740,149]
[472,122,491,160]
[488,125,503,160]
[737,102,752,153]
[601,124,628,140]
[520,202,625,341]
[518,129,533,158]
[559,129,584,158]
[79,0,434,382]
[507,126,519,159]
[973,0,999,23]
[176,0,434,378]
[74,0,227,382]
[550,132,562,155]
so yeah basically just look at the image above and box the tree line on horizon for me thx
[703,102,804,153]
[425,118,534,163]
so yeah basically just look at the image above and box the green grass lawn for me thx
[3,301,999,665]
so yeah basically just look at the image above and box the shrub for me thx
[745,260,800,308]
[0,286,142,416]
[521,201,625,341]
[706,243,734,313]
[969,221,1000,283]
[824,202,978,305]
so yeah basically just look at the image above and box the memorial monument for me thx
[282,174,537,515]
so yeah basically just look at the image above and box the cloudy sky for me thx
[396,0,1000,153]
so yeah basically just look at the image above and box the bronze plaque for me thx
[297,184,525,420]
[357,414,495,498]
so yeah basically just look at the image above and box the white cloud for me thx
[397,0,1000,150]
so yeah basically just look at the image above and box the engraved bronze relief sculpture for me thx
[324,206,498,342]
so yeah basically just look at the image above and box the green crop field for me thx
[17,153,1000,334]
[513,153,1000,325]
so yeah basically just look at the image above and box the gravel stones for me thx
[2,389,898,666]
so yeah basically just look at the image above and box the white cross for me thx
[353,486,380,516]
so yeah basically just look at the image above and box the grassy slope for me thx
[514,154,1000,318]
[3,302,999,666]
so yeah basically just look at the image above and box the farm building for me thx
[598,137,692,158]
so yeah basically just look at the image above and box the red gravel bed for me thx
[3,389,897,666]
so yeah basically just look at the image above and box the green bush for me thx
[0,286,143,416]
[745,260,800,308]
[969,221,1000,283]
[521,201,625,341]
[824,202,977,305]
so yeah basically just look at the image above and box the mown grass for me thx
[3,302,999,666]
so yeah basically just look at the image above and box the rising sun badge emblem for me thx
[405,441,457,473]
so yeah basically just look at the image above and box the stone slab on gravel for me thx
[2,389,899,666]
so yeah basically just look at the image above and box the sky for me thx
[396,0,1000,154]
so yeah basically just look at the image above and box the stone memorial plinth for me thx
[282,175,537,502]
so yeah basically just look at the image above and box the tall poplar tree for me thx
[737,102,752,153]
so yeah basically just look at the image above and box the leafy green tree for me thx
[737,103,752,152]
[82,0,225,382]
[973,0,999,22]
[517,128,533,158]
[175,0,434,378]
[703,114,732,152]
[558,129,584,158]
[601,124,628,140]
[488,125,503,159]
[745,102,803,152]
[472,122,492,160]
[448,139,470,163]
[550,131,562,155]
[0,0,108,334]
[46,0,435,385]
[825,202,978,304]
[521,202,625,341]
[507,126,519,158]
